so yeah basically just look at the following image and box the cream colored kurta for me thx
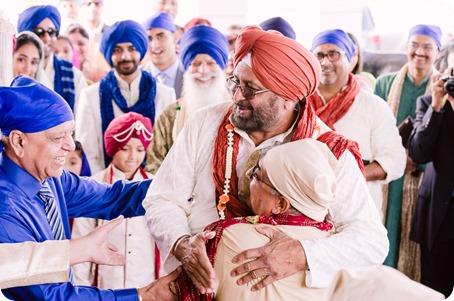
[72,166,156,289]
[44,55,88,117]
[330,88,406,218]
[214,223,330,301]
[0,240,69,289]
[143,102,389,288]
[74,71,176,173]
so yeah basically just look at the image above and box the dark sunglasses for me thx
[226,76,270,100]
[33,27,59,38]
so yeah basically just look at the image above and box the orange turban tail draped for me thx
[234,25,321,101]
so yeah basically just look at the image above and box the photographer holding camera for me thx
[407,61,454,298]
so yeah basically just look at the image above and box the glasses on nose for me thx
[226,76,270,100]
[249,162,280,193]
[407,42,435,52]
[314,50,345,62]
[33,27,59,38]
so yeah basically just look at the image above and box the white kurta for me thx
[0,240,69,289]
[72,166,157,289]
[143,102,389,288]
[44,55,88,117]
[331,88,406,217]
[75,71,176,173]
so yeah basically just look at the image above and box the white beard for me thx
[182,68,229,117]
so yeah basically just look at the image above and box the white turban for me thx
[264,139,340,222]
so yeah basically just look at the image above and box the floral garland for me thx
[217,122,322,219]
[217,124,235,219]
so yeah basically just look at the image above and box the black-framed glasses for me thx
[314,50,345,62]
[226,76,270,100]
[33,27,59,38]
[248,162,280,194]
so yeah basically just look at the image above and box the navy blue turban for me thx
[142,12,176,32]
[259,17,296,40]
[101,20,149,66]
[0,76,73,139]
[311,29,356,61]
[17,5,61,33]
[408,24,442,49]
[180,25,229,70]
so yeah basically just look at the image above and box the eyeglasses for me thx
[248,162,280,194]
[33,27,59,38]
[407,42,435,52]
[314,50,345,62]
[226,76,270,100]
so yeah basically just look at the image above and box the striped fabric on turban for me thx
[0,76,73,137]
[101,20,149,66]
[104,112,153,158]
[180,25,229,70]
[264,139,340,222]
[17,5,61,33]
[234,25,321,101]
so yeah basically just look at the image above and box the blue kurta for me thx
[0,153,150,300]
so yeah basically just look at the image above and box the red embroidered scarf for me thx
[175,214,333,301]
[308,73,360,130]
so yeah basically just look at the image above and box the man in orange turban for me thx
[144,25,388,295]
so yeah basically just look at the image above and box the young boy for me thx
[72,112,159,288]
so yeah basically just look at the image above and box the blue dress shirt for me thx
[0,153,150,300]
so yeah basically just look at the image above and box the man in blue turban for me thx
[0,76,180,300]
[75,20,176,174]
[374,24,442,280]
[141,12,185,98]
[308,28,406,223]
[145,24,230,174]
[17,5,88,113]
[259,16,296,40]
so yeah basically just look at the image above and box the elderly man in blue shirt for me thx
[0,76,179,300]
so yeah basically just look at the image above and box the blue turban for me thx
[260,17,296,40]
[101,20,149,66]
[17,5,61,33]
[142,12,176,32]
[0,76,73,139]
[311,29,356,61]
[180,25,229,70]
[408,24,442,49]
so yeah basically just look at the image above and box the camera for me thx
[442,68,454,97]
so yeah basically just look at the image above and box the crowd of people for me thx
[0,0,453,300]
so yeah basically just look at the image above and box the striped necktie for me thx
[38,181,75,284]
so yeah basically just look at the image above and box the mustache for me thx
[118,60,134,65]
[234,99,253,110]
[192,72,217,79]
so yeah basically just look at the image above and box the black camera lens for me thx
[444,78,454,97]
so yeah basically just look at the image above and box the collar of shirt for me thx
[406,71,431,88]
[149,59,180,87]
[0,153,42,199]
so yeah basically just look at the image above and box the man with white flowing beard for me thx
[145,25,230,174]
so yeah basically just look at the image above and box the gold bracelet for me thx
[136,288,143,301]
[171,234,191,256]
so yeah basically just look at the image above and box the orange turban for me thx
[234,25,321,101]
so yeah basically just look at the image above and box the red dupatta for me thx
[308,73,360,130]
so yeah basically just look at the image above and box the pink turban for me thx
[104,112,153,158]
[234,25,321,101]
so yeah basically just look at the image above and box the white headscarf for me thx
[264,139,340,222]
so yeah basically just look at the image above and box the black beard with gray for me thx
[231,94,280,132]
